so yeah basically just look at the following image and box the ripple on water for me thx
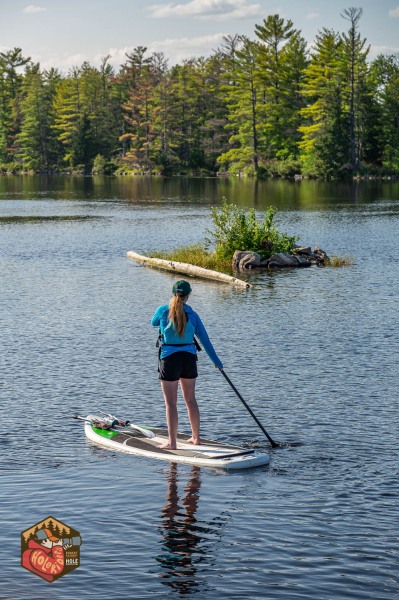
[0,180,398,599]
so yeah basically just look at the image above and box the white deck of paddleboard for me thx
[84,421,269,470]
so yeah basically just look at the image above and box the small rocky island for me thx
[128,203,349,286]
[232,246,329,271]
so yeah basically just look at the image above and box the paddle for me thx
[71,415,155,439]
[218,368,280,448]
[97,409,156,439]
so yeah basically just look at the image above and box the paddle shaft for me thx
[219,368,279,448]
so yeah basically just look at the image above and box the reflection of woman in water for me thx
[156,463,203,594]
[156,464,234,595]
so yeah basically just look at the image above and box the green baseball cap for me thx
[172,280,192,296]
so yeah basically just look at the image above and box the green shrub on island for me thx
[205,200,299,260]
[151,202,298,273]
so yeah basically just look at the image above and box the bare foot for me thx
[186,437,200,445]
[158,443,177,450]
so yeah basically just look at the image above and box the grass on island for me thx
[150,244,232,273]
[325,255,354,268]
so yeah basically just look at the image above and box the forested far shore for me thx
[1,8,399,179]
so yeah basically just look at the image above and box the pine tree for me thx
[340,7,370,171]
[81,58,119,162]
[53,62,118,170]
[369,54,399,171]
[254,15,307,172]
[299,28,349,177]
[120,47,158,171]
[0,48,30,166]
[149,52,180,173]
[218,35,261,174]
[166,58,210,170]
[169,55,228,172]
[200,52,230,172]
[53,67,88,169]
[16,65,61,170]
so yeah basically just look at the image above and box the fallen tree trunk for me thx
[127,251,250,288]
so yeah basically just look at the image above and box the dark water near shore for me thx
[1,175,398,599]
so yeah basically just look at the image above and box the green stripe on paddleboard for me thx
[92,426,119,439]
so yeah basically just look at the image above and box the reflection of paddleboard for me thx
[84,414,270,470]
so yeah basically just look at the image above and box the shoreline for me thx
[1,171,399,182]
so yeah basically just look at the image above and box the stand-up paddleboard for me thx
[82,413,270,470]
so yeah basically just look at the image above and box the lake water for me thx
[1,175,398,599]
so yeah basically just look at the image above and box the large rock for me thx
[292,245,329,265]
[268,252,311,268]
[232,246,329,271]
[313,246,329,263]
[232,251,261,270]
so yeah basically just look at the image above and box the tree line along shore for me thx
[1,8,398,180]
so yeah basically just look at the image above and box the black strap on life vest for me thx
[156,336,202,351]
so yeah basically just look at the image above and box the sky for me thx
[1,0,399,71]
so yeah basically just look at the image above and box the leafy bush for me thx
[92,154,117,175]
[0,161,23,173]
[262,158,302,178]
[205,200,298,260]
[92,154,106,174]
[217,147,257,176]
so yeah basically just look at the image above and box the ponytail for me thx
[168,294,188,336]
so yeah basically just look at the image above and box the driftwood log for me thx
[127,251,251,288]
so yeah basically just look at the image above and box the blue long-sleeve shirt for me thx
[151,304,223,370]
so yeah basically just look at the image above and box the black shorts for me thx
[159,351,198,381]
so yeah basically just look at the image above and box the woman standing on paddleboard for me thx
[152,280,223,449]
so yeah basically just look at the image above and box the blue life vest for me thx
[161,314,196,346]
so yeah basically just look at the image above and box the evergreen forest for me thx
[1,8,399,179]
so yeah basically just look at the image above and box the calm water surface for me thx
[1,176,398,599]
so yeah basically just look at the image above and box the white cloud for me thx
[369,44,399,58]
[36,52,90,72]
[99,34,227,67]
[22,5,47,13]
[149,33,227,61]
[305,12,319,20]
[148,0,261,20]
[388,6,399,17]
[95,48,130,67]
[63,52,90,66]
[36,39,217,72]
